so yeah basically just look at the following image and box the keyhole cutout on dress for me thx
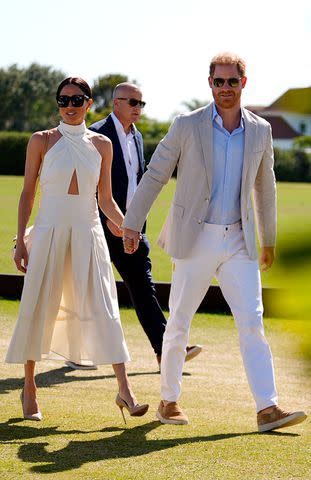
[67,169,79,195]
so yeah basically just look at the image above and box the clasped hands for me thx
[106,219,141,253]
[122,227,141,254]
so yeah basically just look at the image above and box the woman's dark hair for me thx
[56,77,92,98]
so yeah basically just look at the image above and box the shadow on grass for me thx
[0,417,94,443]
[0,419,296,474]
[0,366,192,395]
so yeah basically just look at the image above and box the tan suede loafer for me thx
[257,406,307,432]
[156,401,189,425]
[185,345,202,362]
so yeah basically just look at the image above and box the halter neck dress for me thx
[6,121,130,365]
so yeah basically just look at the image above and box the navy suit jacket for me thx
[89,114,146,231]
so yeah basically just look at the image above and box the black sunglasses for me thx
[212,77,241,88]
[56,94,90,108]
[117,97,146,108]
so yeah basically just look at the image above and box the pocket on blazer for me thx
[172,203,185,219]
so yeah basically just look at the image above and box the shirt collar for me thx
[212,102,245,130]
[111,112,136,136]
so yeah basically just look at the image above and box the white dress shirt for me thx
[111,112,139,209]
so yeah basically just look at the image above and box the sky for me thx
[1,0,310,121]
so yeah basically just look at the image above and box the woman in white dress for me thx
[6,77,148,422]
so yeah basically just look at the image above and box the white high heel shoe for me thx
[20,390,43,421]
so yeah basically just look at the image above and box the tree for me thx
[136,115,169,141]
[92,74,130,113]
[293,136,311,150]
[0,63,65,131]
[182,98,208,111]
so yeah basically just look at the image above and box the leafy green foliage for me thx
[274,148,311,181]
[136,115,169,141]
[86,108,112,127]
[0,63,65,131]
[293,136,311,149]
[92,74,130,112]
[182,98,209,111]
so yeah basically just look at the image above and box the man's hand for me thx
[123,227,141,254]
[106,218,123,237]
[260,246,275,272]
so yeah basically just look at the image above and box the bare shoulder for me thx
[27,131,46,155]
[28,128,60,156]
[29,128,58,145]
[87,130,111,144]
[87,131,112,155]
[29,130,46,146]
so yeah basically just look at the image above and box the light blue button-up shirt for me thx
[205,103,245,225]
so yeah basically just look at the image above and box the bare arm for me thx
[96,136,124,231]
[14,132,44,272]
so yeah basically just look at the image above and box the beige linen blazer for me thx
[123,103,276,260]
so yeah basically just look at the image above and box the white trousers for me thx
[161,222,278,412]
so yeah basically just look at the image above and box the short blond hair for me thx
[209,52,246,77]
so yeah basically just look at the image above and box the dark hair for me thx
[56,77,92,99]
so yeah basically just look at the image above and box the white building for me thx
[246,87,311,150]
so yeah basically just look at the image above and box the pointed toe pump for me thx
[20,390,43,421]
[115,393,149,424]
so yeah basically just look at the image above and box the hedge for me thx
[0,132,31,175]
[0,132,159,175]
[145,143,311,181]
[0,131,310,182]
[274,148,311,182]
[143,139,159,163]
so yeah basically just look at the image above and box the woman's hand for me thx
[106,218,123,237]
[14,241,29,273]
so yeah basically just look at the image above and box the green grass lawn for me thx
[1,176,311,287]
[0,299,310,479]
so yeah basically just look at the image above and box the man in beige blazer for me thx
[123,53,307,432]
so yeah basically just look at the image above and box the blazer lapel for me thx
[133,132,144,177]
[198,103,214,194]
[241,108,257,197]
[106,115,128,184]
